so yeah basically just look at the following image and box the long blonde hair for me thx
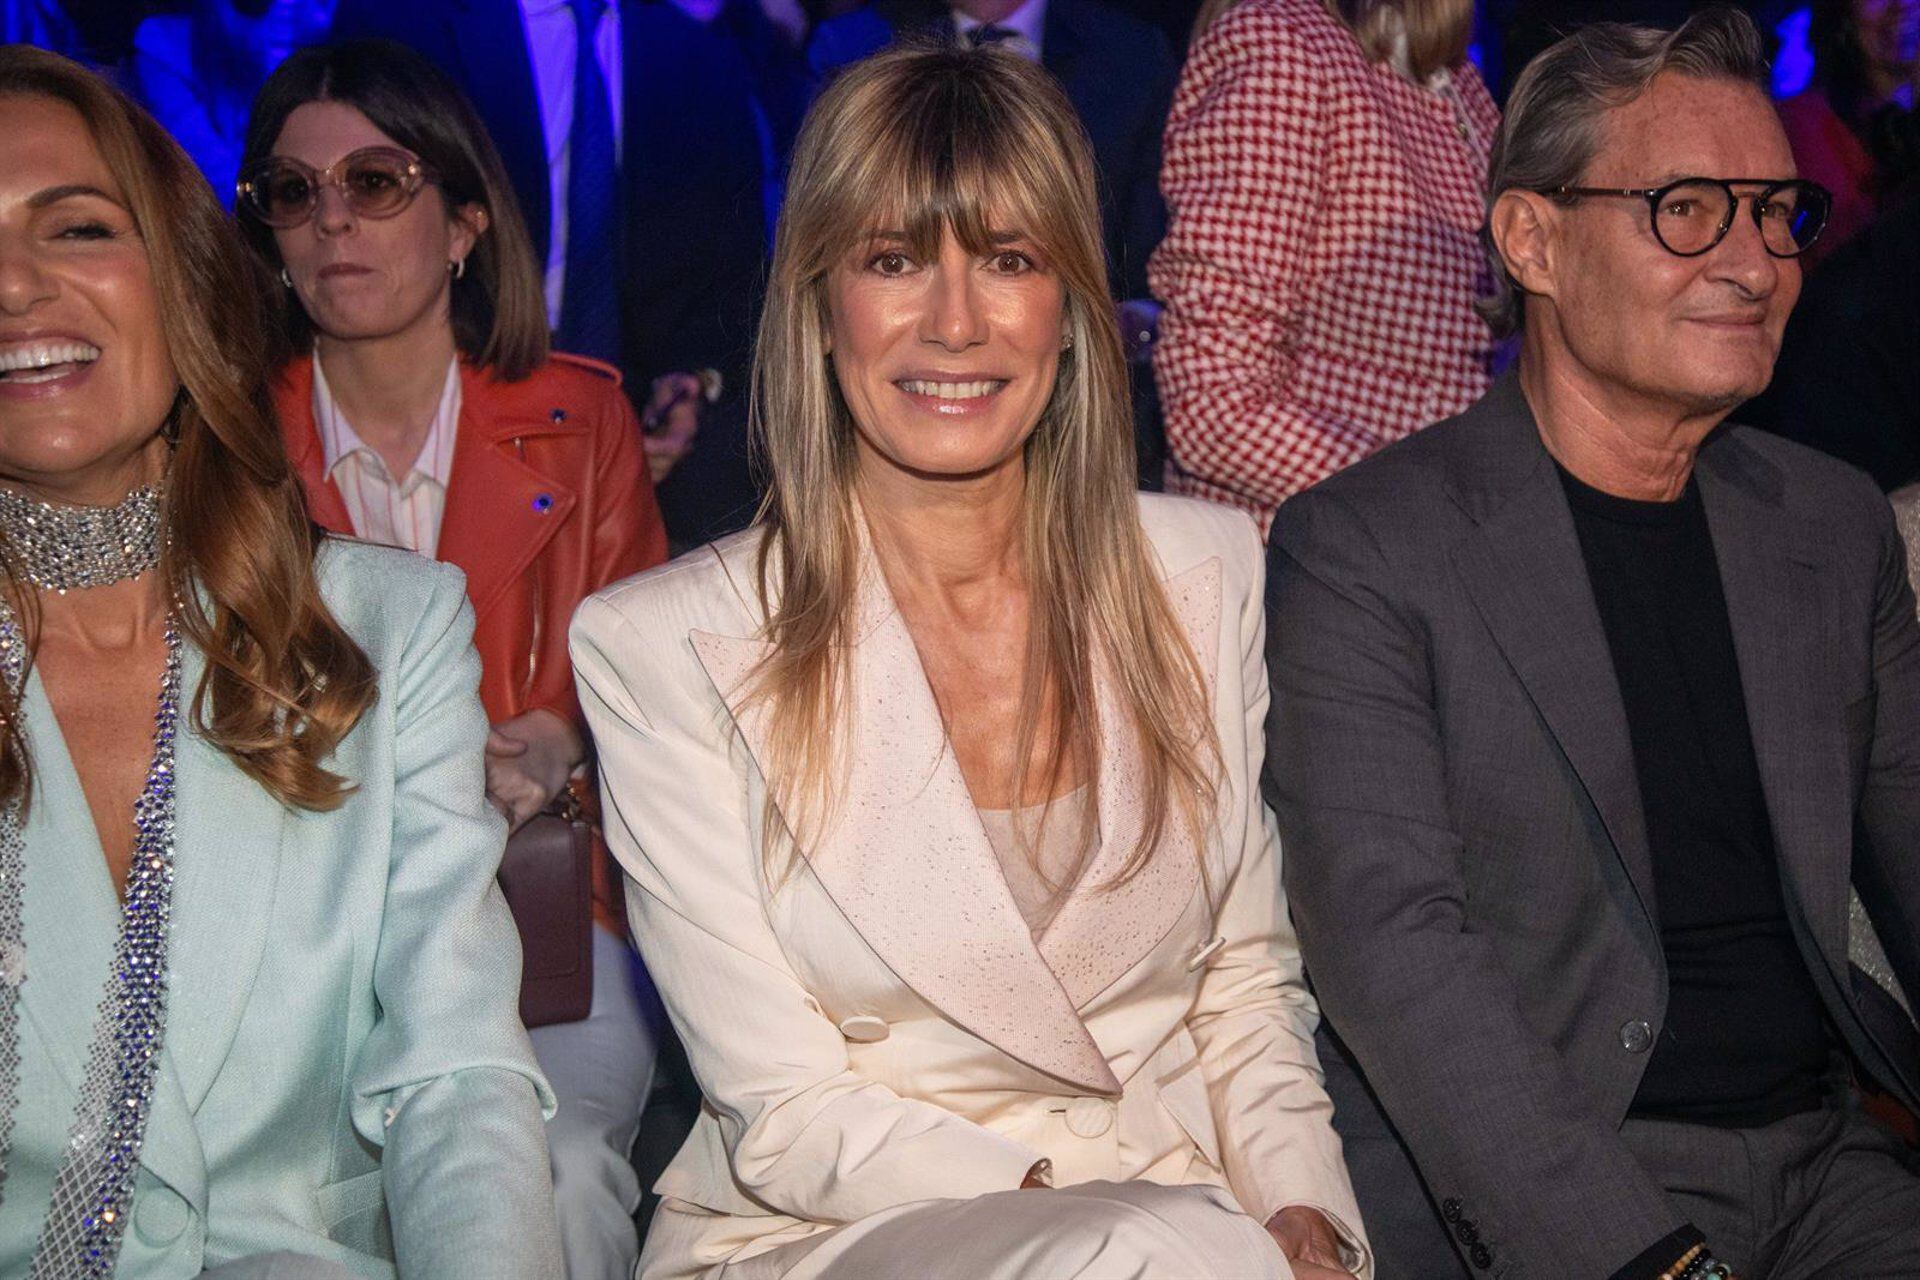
[749,43,1217,881]
[0,47,376,813]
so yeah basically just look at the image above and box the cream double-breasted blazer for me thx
[570,493,1370,1277]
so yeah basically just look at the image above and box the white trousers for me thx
[650,1180,1293,1280]
[529,926,663,1280]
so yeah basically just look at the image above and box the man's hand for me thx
[484,708,585,831]
[1266,1206,1354,1279]
[641,371,707,483]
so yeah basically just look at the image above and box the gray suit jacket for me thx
[1266,373,1920,1278]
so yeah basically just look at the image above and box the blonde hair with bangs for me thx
[748,43,1219,886]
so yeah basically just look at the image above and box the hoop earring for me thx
[279,267,293,289]
[449,257,467,280]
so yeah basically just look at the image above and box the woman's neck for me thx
[315,320,459,471]
[859,456,1027,614]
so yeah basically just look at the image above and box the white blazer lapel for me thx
[690,558,1119,1095]
[1039,557,1222,1006]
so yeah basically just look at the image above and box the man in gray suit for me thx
[1267,10,1920,1280]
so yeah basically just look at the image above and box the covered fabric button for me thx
[837,1015,889,1043]
[1064,1096,1114,1138]
[1620,1019,1653,1053]
[135,1186,191,1246]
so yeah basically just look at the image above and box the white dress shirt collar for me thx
[312,353,462,489]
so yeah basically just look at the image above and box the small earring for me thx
[1061,333,1074,351]
[450,258,467,280]
[279,267,293,289]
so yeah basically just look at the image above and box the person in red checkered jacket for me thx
[1149,0,1499,530]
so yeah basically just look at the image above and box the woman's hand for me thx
[641,371,706,483]
[1266,1206,1354,1279]
[484,708,584,831]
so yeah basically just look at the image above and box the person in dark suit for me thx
[329,0,774,545]
[1268,11,1920,1280]
[807,0,1178,484]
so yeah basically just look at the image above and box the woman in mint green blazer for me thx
[0,47,561,1278]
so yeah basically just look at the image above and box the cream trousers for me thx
[645,1180,1293,1280]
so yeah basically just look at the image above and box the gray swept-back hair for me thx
[1480,6,1771,337]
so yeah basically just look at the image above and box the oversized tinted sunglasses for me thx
[236,146,441,228]
[1547,177,1832,258]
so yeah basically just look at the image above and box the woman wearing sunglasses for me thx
[239,38,670,1280]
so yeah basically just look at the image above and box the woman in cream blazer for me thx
[573,44,1368,1280]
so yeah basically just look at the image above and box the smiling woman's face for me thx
[825,222,1067,485]
[0,94,177,502]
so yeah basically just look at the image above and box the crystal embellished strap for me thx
[0,606,27,1210]
[29,616,182,1278]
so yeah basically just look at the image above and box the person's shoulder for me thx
[1136,492,1263,584]
[471,355,632,430]
[1303,411,1462,509]
[1196,0,1361,63]
[484,354,623,401]
[1716,423,1884,512]
[1268,404,1482,570]
[576,525,767,647]
[314,538,470,651]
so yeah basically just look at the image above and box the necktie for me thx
[966,22,1019,46]
[559,0,622,364]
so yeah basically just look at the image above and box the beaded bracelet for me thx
[1677,1249,1733,1280]
[1659,1243,1704,1280]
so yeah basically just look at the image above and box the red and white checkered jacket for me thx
[1149,0,1500,529]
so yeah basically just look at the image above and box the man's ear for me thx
[1490,188,1561,305]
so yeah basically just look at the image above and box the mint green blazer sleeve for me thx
[346,554,564,1276]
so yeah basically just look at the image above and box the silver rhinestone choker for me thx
[0,483,163,594]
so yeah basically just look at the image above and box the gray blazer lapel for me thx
[1697,438,1852,981]
[1446,382,1660,927]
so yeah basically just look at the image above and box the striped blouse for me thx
[311,353,462,557]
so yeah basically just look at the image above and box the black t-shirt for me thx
[1558,464,1833,1128]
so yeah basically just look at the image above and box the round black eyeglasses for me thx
[1547,177,1832,258]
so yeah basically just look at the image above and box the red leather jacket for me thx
[276,351,667,929]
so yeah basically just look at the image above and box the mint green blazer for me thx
[0,540,561,1277]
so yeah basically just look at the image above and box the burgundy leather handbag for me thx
[497,783,595,1028]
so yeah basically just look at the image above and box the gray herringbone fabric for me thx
[1266,374,1920,1279]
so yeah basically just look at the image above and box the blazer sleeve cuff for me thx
[1612,1225,1706,1280]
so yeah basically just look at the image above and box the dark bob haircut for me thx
[238,37,550,380]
